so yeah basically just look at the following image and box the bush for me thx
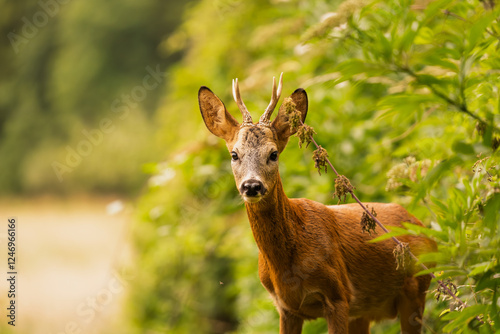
[129,0,499,332]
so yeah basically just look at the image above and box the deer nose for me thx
[241,179,265,197]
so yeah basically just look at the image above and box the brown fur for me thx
[199,81,437,334]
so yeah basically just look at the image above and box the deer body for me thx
[199,75,436,333]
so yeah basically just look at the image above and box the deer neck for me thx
[245,176,297,268]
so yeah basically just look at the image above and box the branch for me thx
[299,118,484,324]
[398,66,500,134]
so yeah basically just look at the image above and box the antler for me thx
[232,78,253,126]
[259,72,283,125]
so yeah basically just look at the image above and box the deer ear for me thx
[272,88,308,152]
[199,86,240,142]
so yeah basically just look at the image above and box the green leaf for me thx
[469,262,495,277]
[492,283,499,329]
[399,32,416,53]
[414,26,434,45]
[423,0,454,22]
[430,196,449,214]
[415,265,465,277]
[422,157,462,190]
[368,226,411,243]
[452,140,475,155]
[441,304,488,332]
[475,270,500,292]
[416,252,449,265]
[467,13,496,53]
[376,29,393,61]
[461,178,473,197]
[483,193,500,232]
[439,308,451,317]
[376,93,439,122]
[441,305,487,321]
[335,59,388,81]
[416,74,446,86]
[419,52,459,72]
[401,222,448,241]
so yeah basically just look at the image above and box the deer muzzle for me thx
[240,179,266,203]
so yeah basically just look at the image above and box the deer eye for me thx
[231,152,239,161]
[269,151,278,162]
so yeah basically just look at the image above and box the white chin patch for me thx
[243,195,262,203]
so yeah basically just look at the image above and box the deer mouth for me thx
[242,194,263,203]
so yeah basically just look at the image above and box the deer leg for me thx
[279,308,303,334]
[398,277,427,334]
[398,296,424,334]
[325,300,349,334]
[348,317,370,334]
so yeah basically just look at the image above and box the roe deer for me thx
[198,74,437,334]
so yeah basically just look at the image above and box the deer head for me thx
[199,74,308,203]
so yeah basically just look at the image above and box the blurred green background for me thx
[1,0,499,333]
[0,0,191,195]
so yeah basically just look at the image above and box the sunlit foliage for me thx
[131,0,499,333]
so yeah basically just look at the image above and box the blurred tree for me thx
[0,0,193,194]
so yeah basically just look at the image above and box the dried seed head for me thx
[313,146,329,175]
[472,155,489,173]
[283,96,296,115]
[393,242,411,271]
[334,175,354,203]
[492,135,500,151]
[476,121,486,137]
[302,0,366,41]
[386,163,407,191]
[404,156,416,166]
[386,157,432,191]
[360,206,377,235]
[433,278,458,302]
[296,124,316,148]
[282,97,302,133]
